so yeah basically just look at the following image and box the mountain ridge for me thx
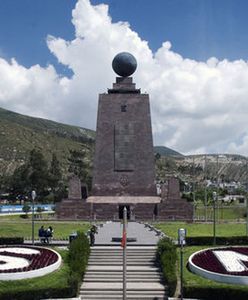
[0,106,247,184]
[0,107,95,176]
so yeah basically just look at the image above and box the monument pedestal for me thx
[56,199,92,220]
[56,175,92,220]
[157,177,193,221]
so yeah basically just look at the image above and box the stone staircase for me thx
[80,246,168,300]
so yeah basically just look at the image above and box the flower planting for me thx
[0,246,61,280]
[188,247,248,285]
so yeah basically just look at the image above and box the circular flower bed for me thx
[188,246,248,285]
[0,246,61,280]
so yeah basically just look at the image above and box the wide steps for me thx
[84,272,162,281]
[81,282,166,290]
[80,246,168,300]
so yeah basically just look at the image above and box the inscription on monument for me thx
[114,121,135,171]
[120,175,129,186]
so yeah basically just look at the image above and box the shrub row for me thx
[0,237,24,245]
[67,231,90,294]
[157,237,177,296]
[184,285,248,300]
[186,236,248,246]
[0,287,74,300]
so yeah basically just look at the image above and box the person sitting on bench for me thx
[38,225,46,243]
[45,226,53,243]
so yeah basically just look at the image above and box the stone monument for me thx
[90,52,157,197]
[56,52,193,221]
[87,52,160,219]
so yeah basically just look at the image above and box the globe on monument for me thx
[112,52,137,77]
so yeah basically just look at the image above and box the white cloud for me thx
[0,0,248,156]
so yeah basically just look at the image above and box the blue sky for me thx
[1,0,248,74]
[1,0,248,155]
[93,0,248,61]
[0,0,76,74]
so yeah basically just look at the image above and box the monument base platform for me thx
[56,197,193,221]
[56,178,193,221]
[86,196,160,204]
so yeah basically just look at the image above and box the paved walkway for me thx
[95,221,163,245]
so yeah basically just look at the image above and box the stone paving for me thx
[94,221,162,245]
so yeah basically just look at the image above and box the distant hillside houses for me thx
[221,195,246,205]
[206,180,242,193]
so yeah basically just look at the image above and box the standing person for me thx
[92,224,98,234]
[89,227,95,246]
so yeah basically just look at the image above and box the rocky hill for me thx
[0,107,247,185]
[154,146,183,157]
[156,153,248,184]
[0,107,95,177]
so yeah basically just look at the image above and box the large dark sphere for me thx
[112,52,137,77]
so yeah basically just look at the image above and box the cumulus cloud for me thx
[0,0,248,156]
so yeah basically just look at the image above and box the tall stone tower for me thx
[56,52,193,221]
[91,52,157,198]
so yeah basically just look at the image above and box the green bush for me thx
[0,286,74,300]
[67,231,90,293]
[184,286,248,300]
[157,237,177,296]
[186,236,248,246]
[0,237,24,244]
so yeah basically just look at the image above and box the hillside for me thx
[0,107,247,186]
[154,146,183,157]
[156,153,248,184]
[0,107,95,176]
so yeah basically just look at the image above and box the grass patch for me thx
[195,205,246,221]
[155,222,247,239]
[0,218,90,239]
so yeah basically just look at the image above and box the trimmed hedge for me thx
[0,237,24,245]
[0,286,74,300]
[67,231,90,294]
[157,237,177,296]
[184,285,248,300]
[186,236,248,246]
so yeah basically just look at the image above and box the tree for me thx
[49,153,62,192]
[36,206,44,219]
[28,148,49,194]
[22,203,31,218]
[68,149,92,190]
[8,148,50,200]
[8,164,30,200]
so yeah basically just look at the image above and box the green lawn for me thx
[195,205,246,221]
[155,222,247,239]
[0,215,90,239]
